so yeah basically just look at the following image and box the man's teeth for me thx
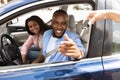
[56,30,61,33]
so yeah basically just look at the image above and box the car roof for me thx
[0,0,56,16]
[0,0,36,16]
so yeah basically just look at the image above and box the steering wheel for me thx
[0,34,22,65]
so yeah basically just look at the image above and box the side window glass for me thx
[12,7,60,26]
[67,4,92,22]
[112,0,120,54]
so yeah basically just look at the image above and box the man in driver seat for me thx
[32,9,85,63]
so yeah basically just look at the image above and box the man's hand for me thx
[58,34,84,59]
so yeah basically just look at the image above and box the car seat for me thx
[67,15,76,33]
[76,20,91,56]
[68,15,91,57]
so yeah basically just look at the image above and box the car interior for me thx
[0,3,93,66]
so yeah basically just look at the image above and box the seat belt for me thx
[45,47,58,58]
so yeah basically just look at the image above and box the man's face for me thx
[52,15,68,38]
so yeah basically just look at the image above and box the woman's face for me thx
[28,20,40,34]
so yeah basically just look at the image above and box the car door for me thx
[101,0,120,80]
[7,23,29,46]
[0,0,105,80]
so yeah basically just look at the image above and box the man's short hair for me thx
[53,9,68,17]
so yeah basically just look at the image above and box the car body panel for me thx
[0,58,103,80]
[102,54,120,80]
[102,0,120,80]
[0,55,118,80]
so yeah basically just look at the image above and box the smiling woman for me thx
[20,15,50,64]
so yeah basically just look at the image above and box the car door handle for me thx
[17,28,24,31]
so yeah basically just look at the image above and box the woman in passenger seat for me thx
[20,15,50,64]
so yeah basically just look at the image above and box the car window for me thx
[12,4,92,26]
[2,3,93,66]
[67,4,92,22]
[13,6,60,26]
[9,3,92,50]
[13,3,92,51]
[112,0,120,55]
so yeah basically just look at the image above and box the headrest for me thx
[76,20,89,43]
[67,15,76,33]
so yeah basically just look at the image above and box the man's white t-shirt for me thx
[45,36,58,62]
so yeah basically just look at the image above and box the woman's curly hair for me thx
[25,15,50,35]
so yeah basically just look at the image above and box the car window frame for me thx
[0,0,97,70]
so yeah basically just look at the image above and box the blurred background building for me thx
[0,0,12,7]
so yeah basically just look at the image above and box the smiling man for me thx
[33,10,85,63]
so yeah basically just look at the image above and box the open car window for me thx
[8,3,93,54]
[0,1,94,67]
[12,6,60,26]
